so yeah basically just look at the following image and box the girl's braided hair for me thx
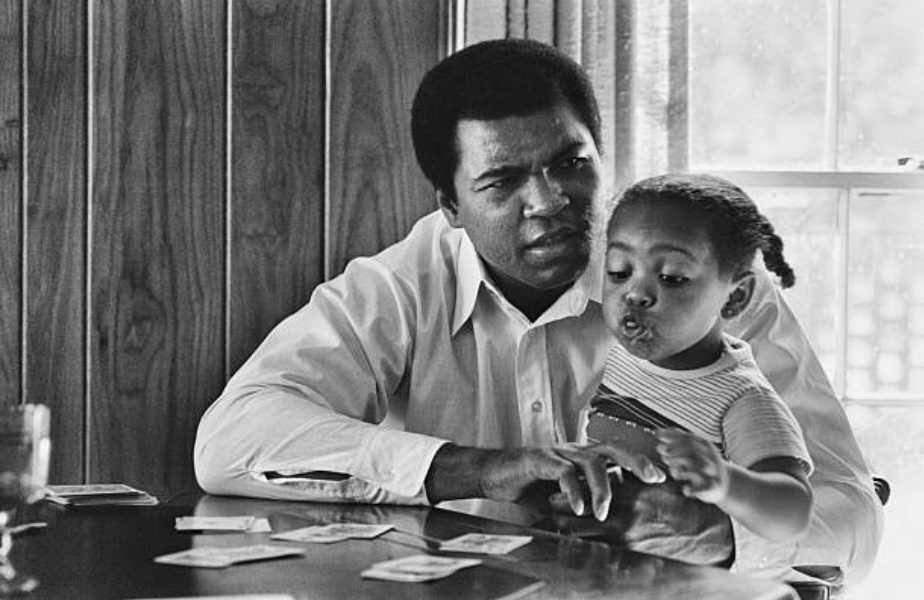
[611,174,796,288]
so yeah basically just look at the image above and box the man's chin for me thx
[524,250,590,287]
[527,262,588,291]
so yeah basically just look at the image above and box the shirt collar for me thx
[451,232,602,335]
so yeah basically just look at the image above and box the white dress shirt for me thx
[195,210,882,581]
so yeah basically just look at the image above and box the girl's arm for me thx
[656,429,813,542]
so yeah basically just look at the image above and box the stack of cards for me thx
[44,484,159,507]
[155,544,304,569]
[175,516,271,533]
[439,533,533,555]
[361,554,482,583]
[271,522,393,544]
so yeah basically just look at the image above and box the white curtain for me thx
[464,0,689,199]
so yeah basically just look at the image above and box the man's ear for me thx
[721,272,755,320]
[437,189,462,227]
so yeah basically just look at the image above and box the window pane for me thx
[845,404,924,598]
[839,0,924,170]
[847,191,924,395]
[748,187,842,384]
[688,0,827,169]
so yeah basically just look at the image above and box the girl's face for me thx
[603,200,742,370]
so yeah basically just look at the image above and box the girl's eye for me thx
[659,274,689,286]
[608,270,631,282]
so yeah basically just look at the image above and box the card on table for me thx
[439,533,533,555]
[175,516,255,531]
[46,484,144,497]
[44,483,160,507]
[154,544,305,569]
[271,523,393,543]
[317,523,394,539]
[361,554,482,582]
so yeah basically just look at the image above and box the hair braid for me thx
[610,173,797,290]
[757,220,796,288]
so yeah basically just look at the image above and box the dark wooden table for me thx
[12,492,797,599]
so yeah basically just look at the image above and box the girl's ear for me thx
[721,273,756,320]
[437,189,462,227]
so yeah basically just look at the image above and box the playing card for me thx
[369,554,481,575]
[439,533,533,555]
[271,526,352,544]
[154,545,304,568]
[247,518,272,533]
[360,567,455,583]
[46,483,144,497]
[154,548,233,569]
[175,516,255,531]
[320,523,394,539]
[271,523,393,543]
[211,544,305,564]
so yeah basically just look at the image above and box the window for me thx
[688,0,924,403]
[688,6,924,592]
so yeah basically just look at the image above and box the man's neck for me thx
[490,275,573,322]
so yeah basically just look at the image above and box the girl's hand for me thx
[655,429,729,504]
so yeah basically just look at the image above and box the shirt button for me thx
[531,400,543,413]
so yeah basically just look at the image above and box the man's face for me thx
[441,103,603,296]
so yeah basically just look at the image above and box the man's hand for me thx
[655,429,730,504]
[425,443,665,521]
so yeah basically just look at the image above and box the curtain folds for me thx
[464,0,689,200]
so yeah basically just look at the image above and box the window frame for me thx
[691,0,924,406]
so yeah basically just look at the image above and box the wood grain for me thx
[25,0,87,482]
[228,0,325,374]
[0,1,21,407]
[327,0,446,276]
[90,0,226,492]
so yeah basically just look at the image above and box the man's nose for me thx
[522,171,568,217]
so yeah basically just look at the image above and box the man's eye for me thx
[558,156,588,171]
[659,274,688,286]
[482,177,514,191]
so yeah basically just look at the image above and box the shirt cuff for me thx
[352,427,449,499]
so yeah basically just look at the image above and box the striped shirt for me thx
[591,334,812,475]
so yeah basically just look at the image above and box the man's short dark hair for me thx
[411,38,602,199]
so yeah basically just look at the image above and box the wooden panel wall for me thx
[0,2,22,406]
[0,0,449,494]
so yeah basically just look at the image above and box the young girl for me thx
[586,173,813,565]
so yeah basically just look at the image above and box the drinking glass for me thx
[0,404,50,596]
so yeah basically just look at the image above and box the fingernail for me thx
[573,499,585,516]
[647,465,665,482]
[596,500,610,521]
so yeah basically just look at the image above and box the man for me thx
[195,39,881,582]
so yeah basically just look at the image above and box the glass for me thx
[748,187,842,384]
[847,191,924,396]
[839,0,924,169]
[688,0,827,170]
[845,404,924,598]
[0,404,50,596]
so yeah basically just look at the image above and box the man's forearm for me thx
[424,443,492,503]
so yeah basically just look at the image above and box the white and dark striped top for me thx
[590,333,813,475]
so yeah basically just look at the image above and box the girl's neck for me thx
[650,323,726,371]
